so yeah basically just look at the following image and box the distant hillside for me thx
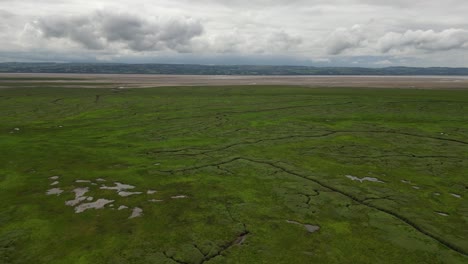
[1,62,468,75]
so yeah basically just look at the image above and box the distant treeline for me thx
[1,62,468,75]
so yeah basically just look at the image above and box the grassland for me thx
[0,83,467,264]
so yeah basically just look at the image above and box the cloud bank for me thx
[33,12,204,52]
[0,0,467,67]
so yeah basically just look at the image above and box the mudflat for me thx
[2,73,468,89]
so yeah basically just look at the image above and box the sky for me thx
[0,0,468,67]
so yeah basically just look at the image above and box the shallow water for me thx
[75,199,114,213]
[304,224,320,233]
[129,207,143,218]
[46,188,63,196]
[171,195,188,199]
[100,182,135,192]
[65,187,89,206]
[286,220,320,233]
[118,191,142,197]
[346,175,384,183]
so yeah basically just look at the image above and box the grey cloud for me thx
[33,11,204,52]
[326,25,366,55]
[267,31,302,51]
[0,9,14,18]
[378,29,468,53]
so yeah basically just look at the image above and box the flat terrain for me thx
[2,73,468,89]
[0,80,467,263]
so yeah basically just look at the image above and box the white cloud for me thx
[378,29,468,53]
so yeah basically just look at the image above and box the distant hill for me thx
[1,62,468,75]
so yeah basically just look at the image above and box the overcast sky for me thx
[1,0,467,67]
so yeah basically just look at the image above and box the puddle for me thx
[75,199,114,213]
[435,212,449,216]
[286,220,320,233]
[129,207,143,219]
[304,224,320,233]
[100,182,135,192]
[65,187,89,206]
[46,188,64,196]
[118,191,142,197]
[171,195,188,199]
[44,178,166,219]
[346,175,384,183]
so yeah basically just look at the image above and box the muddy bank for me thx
[3,73,468,89]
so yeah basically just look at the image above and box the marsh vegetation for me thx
[0,84,467,263]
